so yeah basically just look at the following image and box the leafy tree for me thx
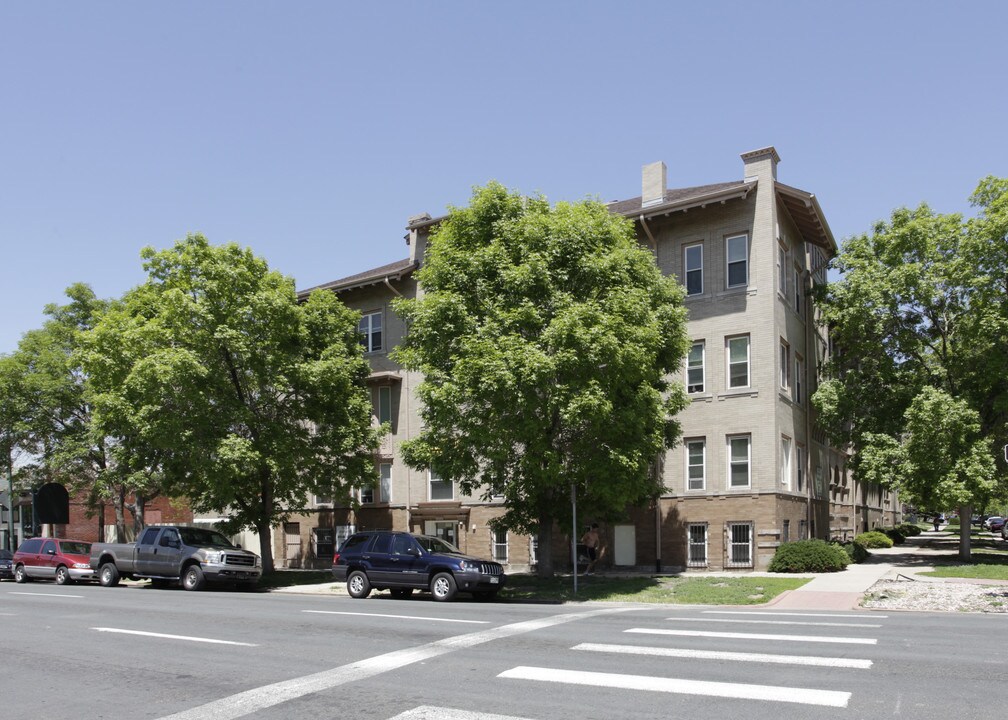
[393,183,690,577]
[84,234,380,571]
[813,178,1008,560]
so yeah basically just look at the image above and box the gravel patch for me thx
[862,579,1008,613]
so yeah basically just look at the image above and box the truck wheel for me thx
[347,570,371,599]
[14,564,28,583]
[182,565,206,591]
[99,563,120,587]
[431,572,457,602]
[55,565,71,585]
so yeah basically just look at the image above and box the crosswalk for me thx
[387,608,889,718]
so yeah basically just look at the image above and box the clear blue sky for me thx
[1,2,1004,354]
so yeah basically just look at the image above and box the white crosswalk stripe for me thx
[573,642,873,669]
[389,706,535,720]
[666,616,881,628]
[626,627,877,644]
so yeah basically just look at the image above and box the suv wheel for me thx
[431,572,457,602]
[13,564,28,583]
[55,565,71,585]
[347,570,371,599]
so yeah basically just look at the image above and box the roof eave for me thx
[775,183,837,255]
[296,262,417,300]
[623,181,758,221]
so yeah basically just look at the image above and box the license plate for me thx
[489,577,499,584]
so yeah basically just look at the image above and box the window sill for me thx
[689,393,714,403]
[717,285,757,299]
[718,388,758,400]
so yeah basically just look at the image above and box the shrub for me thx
[898,523,922,537]
[855,530,894,549]
[883,527,907,544]
[768,539,851,573]
[843,541,870,563]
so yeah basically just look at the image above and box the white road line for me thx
[626,628,877,645]
[703,610,887,619]
[667,616,881,628]
[158,606,633,720]
[390,706,535,720]
[498,666,851,708]
[574,642,873,669]
[8,591,83,599]
[302,610,489,624]
[93,628,258,647]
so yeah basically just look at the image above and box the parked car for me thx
[13,538,94,585]
[332,531,505,602]
[0,549,13,580]
[988,517,1007,534]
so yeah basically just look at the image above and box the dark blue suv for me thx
[332,531,505,602]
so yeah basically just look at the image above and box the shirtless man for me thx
[580,523,600,575]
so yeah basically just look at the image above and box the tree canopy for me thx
[813,177,1008,559]
[82,234,380,571]
[392,183,690,576]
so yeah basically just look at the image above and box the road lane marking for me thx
[158,607,633,720]
[498,666,851,707]
[574,642,873,669]
[93,628,258,647]
[302,610,489,624]
[390,707,535,720]
[8,591,84,599]
[667,616,881,628]
[626,628,877,645]
[703,610,887,619]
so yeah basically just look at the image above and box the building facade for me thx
[282,147,900,572]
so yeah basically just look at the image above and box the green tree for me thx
[84,234,380,571]
[393,183,690,577]
[813,178,1008,560]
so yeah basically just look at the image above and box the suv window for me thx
[41,540,57,555]
[341,534,373,552]
[392,535,415,555]
[18,539,43,554]
[371,533,393,554]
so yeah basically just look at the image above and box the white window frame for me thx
[726,521,753,568]
[687,523,708,568]
[686,438,706,491]
[795,354,804,405]
[684,243,703,296]
[429,468,453,501]
[780,340,791,392]
[359,310,383,353]
[492,528,508,563]
[781,435,792,490]
[379,462,392,504]
[727,335,750,389]
[377,385,392,425]
[726,233,749,289]
[777,244,787,296]
[359,484,375,504]
[727,435,751,489]
[793,265,803,315]
[687,341,705,394]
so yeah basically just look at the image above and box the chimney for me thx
[741,146,780,182]
[641,161,667,207]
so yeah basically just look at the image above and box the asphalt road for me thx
[2,579,1005,720]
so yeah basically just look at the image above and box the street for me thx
[2,581,1005,719]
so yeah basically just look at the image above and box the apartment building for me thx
[282,146,900,572]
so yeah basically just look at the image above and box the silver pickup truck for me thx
[90,525,262,591]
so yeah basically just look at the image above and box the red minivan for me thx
[13,537,94,585]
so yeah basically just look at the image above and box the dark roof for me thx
[606,181,755,217]
[297,257,416,298]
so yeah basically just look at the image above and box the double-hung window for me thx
[359,484,375,504]
[687,342,705,394]
[795,355,804,405]
[781,436,792,490]
[686,439,705,491]
[377,385,392,425]
[727,335,750,388]
[777,244,787,296]
[429,469,453,501]
[726,234,748,288]
[684,244,703,296]
[359,311,383,353]
[780,340,791,393]
[379,463,392,504]
[492,528,508,563]
[796,445,806,491]
[728,435,751,488]
[794,266,803,315]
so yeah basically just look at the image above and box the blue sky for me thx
[1,2,1004,353]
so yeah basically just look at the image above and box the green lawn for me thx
[919,553,1008,581]
[498,574,809,604]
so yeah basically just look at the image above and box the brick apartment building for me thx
[277,146,901,572]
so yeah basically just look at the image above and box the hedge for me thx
[855,530,894,549]
[768,539,851,573]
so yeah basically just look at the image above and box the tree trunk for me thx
[536,512,554,578]
[114,486,127,542]
[256,518,274,573]
[257,468,275,573]
[959,503,972,562]
[133,494,146,535]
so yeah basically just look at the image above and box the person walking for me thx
[580,523,600,575]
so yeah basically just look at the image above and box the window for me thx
[726,522,753,567]
[492,528,508,563]
[314,494,332,507]
[684,243,703,296]
[782,519,790,543]
[726,234,748,288]
[777,244,787,296]
[687,342,705,393]
[377,385,392,425]
[794,266,803,314]
[359,484,375,504]
[727,335,750,388]
[380,463,392,504]
[392,534,415,555]
[796,445,806,491]
[799,519,808,540]
[358,311,383,353]
[686,439,706,491]
[780,340,791,392]
[781,436,792,489]
[687,524,708,567]
[429,469,453,501]
[794,355,804,405]
[728,435,751,488]
[140,528,160,546]
[159,530,179,547]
